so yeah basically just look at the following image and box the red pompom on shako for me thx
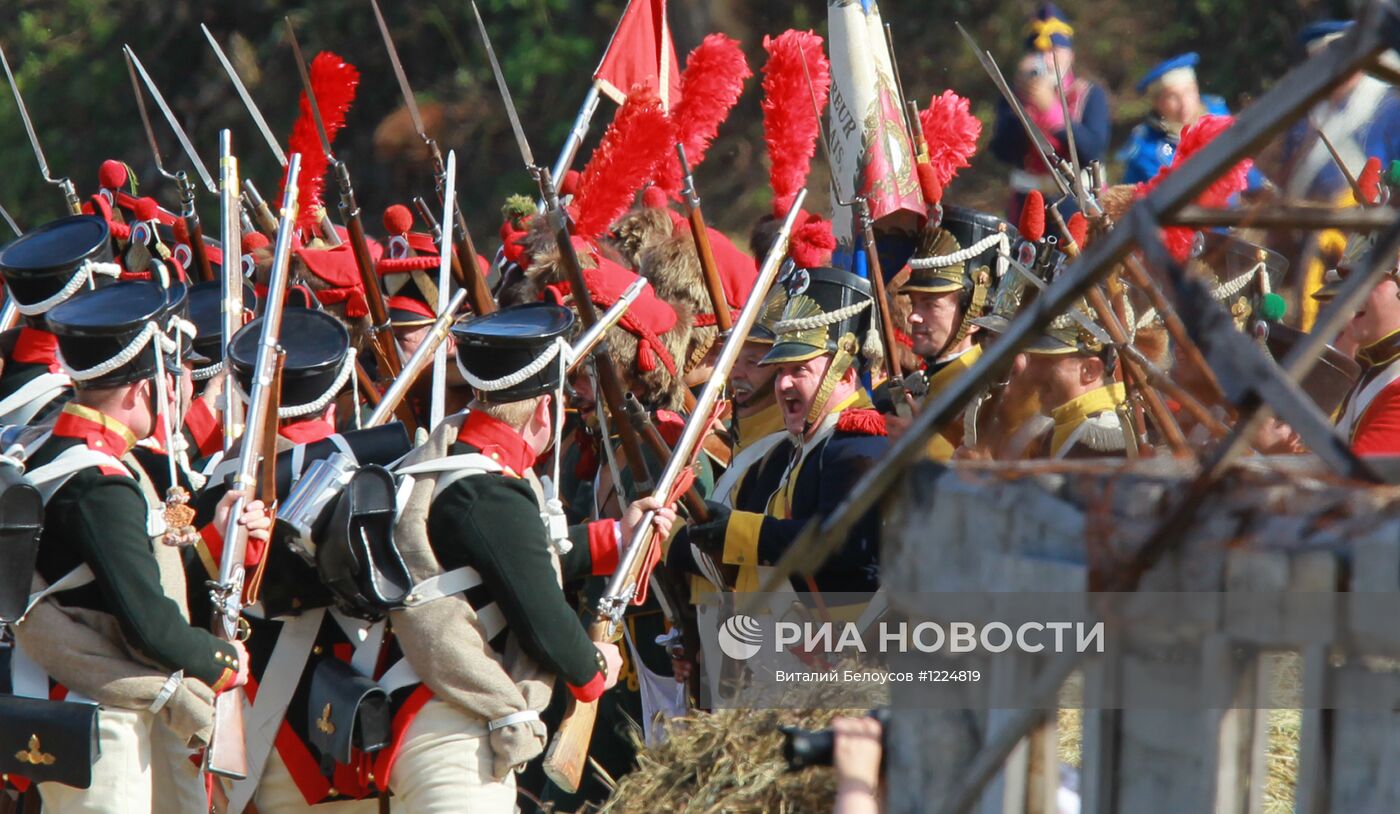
[383,204,415,236]
[98,159,129,191]
[242,232,271,254]
[790,216,836,269]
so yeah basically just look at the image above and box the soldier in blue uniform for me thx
[1119,53,1231,184]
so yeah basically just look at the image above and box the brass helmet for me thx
[903,205,1027,356]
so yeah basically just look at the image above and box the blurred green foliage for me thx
[0,0,1361,245]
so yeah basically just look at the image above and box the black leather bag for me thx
[306,658,390,776]
[0,463,44,626]
[316,465,411,620]
[0,695,100,789]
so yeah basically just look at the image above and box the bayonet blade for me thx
[0,44,56,182]
[124,50,177,181]
[370,0,426,138]
[202,25,287,166]
[124,45,218,194]
[1050,50,1087,206]
[285,19,336,163]
[471,1,536,169]
[955,22,1071,198]
[0,200,20,238]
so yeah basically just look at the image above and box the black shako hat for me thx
[228,308,351,419]
[186,279,256,380]
[761,265,873,366]
[0,215,117,328]
[452,303,576,403]
[46,280,191,389]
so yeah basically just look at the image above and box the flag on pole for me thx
[827,0,923,243]
[593,0,682,110]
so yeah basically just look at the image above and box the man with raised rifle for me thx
[195,307,412,813]
[534,257,699,809]
[8,279,270,812]
[675,225,888,602]
[374,303,674,812]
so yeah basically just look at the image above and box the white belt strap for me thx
[0,372,70,426]
[376,657,422,695]
[395,452,504,499]
[227,609,325,814]
[26,447,128,503]
[19,565,96,624]
[488,710,540,732]
[403,566,484,608]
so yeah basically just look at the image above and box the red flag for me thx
[593,0,682,110]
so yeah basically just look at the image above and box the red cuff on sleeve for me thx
[200,521,224,566]
[184,398,223,457]
[567,670,607,703]
[588,520,620,576]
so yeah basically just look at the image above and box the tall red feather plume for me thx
[1136,114,1251,261]
[654,34,751,198]
[1019,190,1046,242]
[919,91,982,199]
[282,52,360,235]
[762,30,829,218]
[789,217,835,269]
[572,86,676,240]
[1359,156,1383,204]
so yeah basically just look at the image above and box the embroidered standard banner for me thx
[826,0,923,242]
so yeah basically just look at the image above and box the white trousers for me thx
[37,706,205,814]
[253,749,386,814]
[387,699,517,814]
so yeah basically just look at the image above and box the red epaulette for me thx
[835,408,888,437]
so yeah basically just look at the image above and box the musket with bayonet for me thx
[545,192,810,792]
[0,44,81,215]
[285,19,404,390]
[370,0,496,317]
[956,23,1206,452]
[242,180,280,236]
[470,0,656,496]
[0,201,19,332]
[205,153,302,780]
[220,130,246,450]
[124,46,218,283]
[202,24,341,245]
[798,52,912,420]
[675,145,732,335]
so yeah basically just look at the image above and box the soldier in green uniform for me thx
[10,279,270,812]
[376,302,673,812]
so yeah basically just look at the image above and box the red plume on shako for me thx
[281,51,360,237]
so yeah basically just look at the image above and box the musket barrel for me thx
[206,154,301,780]
[219,130,245,450]
[677,144,732,335]
[601,190,808,621]
[369,288,469,427]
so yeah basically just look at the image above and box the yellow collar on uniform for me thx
[734,400,785,455]
[1050,382,1126,456]
[926,344,983,399]
[1357,328,1400,369]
